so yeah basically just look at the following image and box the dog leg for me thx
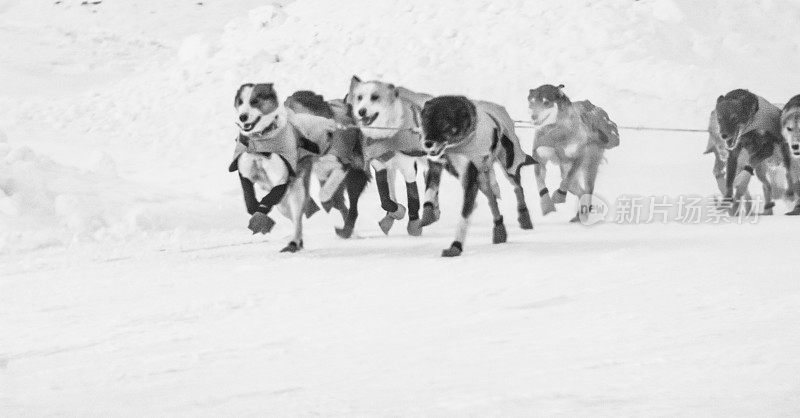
[505,169,533,230]
[374,163,405,234]
[420,160,443,227]
[442,162,479,257]
[479,171,507,244]
[406,182,422,236]
[336,169,368,239]
[280,179,305,253]
[397,156,422,236]
[533,160,555,215]
[755,165,773,216]
[555,158,583,204]
[576,146,603,223]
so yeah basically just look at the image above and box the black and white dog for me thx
[421,96,535,257]
[229,83,337,252]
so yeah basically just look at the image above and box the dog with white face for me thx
[782,94,800,215]
[229,83,337,252]
[346,76,448,235]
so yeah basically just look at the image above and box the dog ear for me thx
[742,93,759,116]
[557,84,565,89]
[717,95,725,104]
[350,75,361,93]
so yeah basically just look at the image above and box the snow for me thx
[2,0,800,415]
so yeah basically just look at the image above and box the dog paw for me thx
[419,203,440,227]
[785,207,800,216]
[248,213,275,234]
[539,195,556,215]
[493,221,507,244]
[517,207,534,230]
[569,212,581,223]
[407,219,423,236]
[280,241,303,253]
[335,224,354,239]
[378,216,395,235]
[551,189,568,204]
[441,241,463,257]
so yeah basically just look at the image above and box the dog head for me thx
[782,104,800,158]
[528,84,569,126]
[420,95,477,157]
[345,75,404,129]
[715,89,758,148]
[234,83,287,138]
[284,90,333,119]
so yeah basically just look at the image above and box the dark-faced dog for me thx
[421,95,535,257]
[285,90,370,237]
[715,89,793,215]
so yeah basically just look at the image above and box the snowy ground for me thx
[2,0,800,415]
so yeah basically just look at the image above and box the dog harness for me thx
[361,97,427,162]
[446,100,533,175]
[741,96,782,139]
[228,110,331,174]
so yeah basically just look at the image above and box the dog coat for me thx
[328,99,366,170]
[574,100,619,149]
[742,96,782,139]
[228,110,332,174]
[361,96,428,162]
[447,100,532,175]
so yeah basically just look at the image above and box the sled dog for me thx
[346,76,444,236]
[421,95,535,257]
[229,83,336,252]
[715,89,792,215]
[527,84,619,222]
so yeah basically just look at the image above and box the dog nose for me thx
[424,141,434,149]
[239,114,248,123]
[793,144,800,150]
[720,134,729,140]
[358,108,366,117]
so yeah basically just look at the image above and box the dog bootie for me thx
[378,204,406,235]
[407,219,423,236]
[517,206,534,230]
[493,217,507,244]
[551,188,568,204]
[304,199,321,218]
[248,212,276,234]
[419,202,440,227]
[786,204,800,216]
[539,188,556,215]
[569,212,581,223]
[280,240,303,253]
[761,201,775,216]
[335,223,354,239]
[441,241,463,257]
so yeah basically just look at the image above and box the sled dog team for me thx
[229,78,800,256]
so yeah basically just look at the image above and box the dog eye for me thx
[450,127,458,134]
[789,127,794,132]
[370,94,379,101]
[357,95,363,101]
[249,99,258,106]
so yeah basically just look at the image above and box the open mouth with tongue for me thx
[240,115,262,133]
[360,112,379,126]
